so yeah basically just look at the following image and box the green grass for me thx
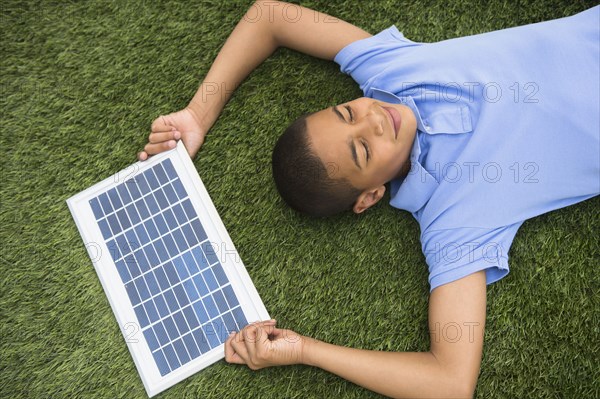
[2,0,599,398]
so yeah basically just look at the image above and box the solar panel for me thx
[67,141,269,397]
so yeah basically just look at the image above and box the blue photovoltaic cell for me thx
[90,197,104,219]
[98,219,111,240]
[88,159,248,377]
[99,192,113,214]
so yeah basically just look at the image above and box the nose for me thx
[367,106,385,137]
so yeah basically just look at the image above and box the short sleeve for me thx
[334,25,421,92]
[421,223,523,293]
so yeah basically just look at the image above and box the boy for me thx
[138,1,599,397]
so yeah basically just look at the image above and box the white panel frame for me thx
[66,141,270,397]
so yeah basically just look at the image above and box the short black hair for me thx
[271,113,363,217]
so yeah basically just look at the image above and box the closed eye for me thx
[362,140,370,162]
[345,105,354,122]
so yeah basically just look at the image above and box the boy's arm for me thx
[141,0,371,159]
[187,0,371,138]
[226,270,487,398]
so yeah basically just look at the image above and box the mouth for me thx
[382,106,401,140]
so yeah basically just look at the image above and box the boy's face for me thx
[306,97,417,213]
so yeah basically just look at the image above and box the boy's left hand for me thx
[224,320,306,369]
[138,108,207,161]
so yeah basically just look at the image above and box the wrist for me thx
[300,335,322,367]
[185,101,214,133]
[187,80,234,131]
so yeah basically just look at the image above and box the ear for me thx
[353,185,386,214]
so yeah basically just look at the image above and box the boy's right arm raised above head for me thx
[139,0,371,161]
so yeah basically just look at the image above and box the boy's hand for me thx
[224,320,306,370]
[138,107,207,161]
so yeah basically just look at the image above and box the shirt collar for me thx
[371,88,439,213]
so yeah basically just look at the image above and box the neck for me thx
[395,159,412,180]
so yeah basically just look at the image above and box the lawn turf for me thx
[1,0,599,398]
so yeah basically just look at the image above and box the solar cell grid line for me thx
[67,141,269,397]
[108,164,246,358]
[107,206,202,267]
[115,213,233,349]
[92,158,248,372]
[95,167,178,229]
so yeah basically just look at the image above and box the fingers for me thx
[141,140,177,158]
[242,320,277,341]
[149,130,180,144]
[224,320,277,369]
[243,324,260,360]
[151,115,174,132]
[224,333,247,365]
[139,115,182,161]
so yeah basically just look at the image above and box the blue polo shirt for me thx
[334,6,600,293]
